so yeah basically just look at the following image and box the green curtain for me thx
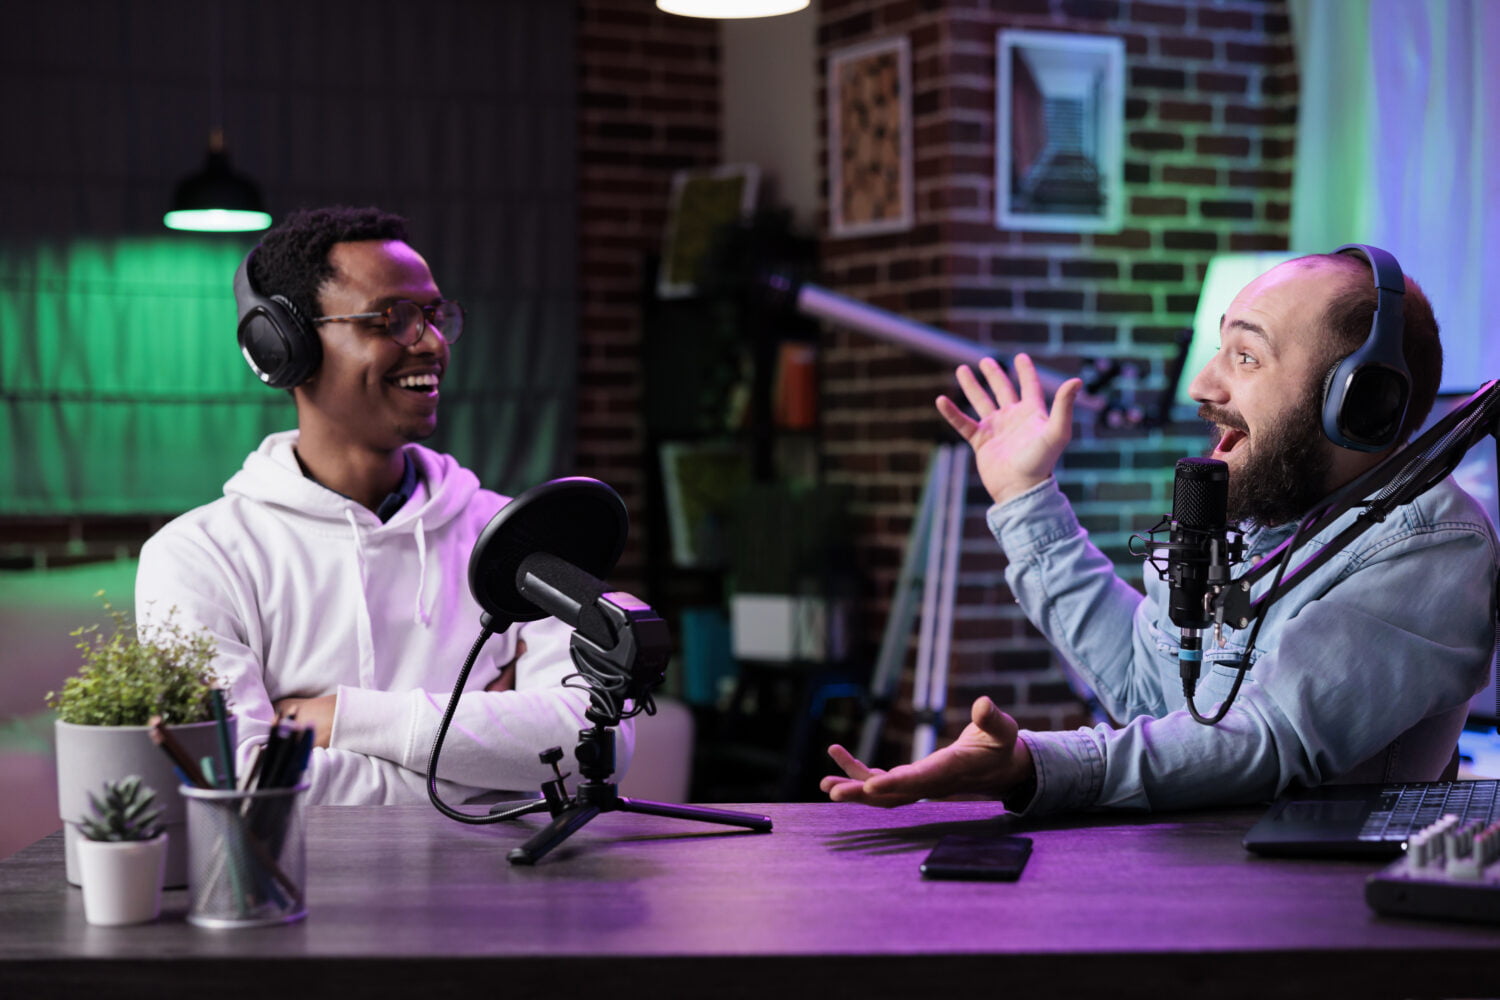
[0,237,295,515]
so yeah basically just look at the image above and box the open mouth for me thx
[1215,426,1248,455]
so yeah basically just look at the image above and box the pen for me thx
[238,741,266,793]
[258,714,288,792]
[210,688,236,789]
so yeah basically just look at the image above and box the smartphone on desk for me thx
[919,833,1033,881]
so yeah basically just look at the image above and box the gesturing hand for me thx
[819,696,1034,808]
[934,353,1082,506]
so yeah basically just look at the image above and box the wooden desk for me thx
[2,801,1497,998]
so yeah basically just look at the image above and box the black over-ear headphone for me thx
[233,248,321,389]
[1320,243,1411,452]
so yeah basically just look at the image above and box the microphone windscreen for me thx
[468,477,628,625]
[1172,457,1228,531]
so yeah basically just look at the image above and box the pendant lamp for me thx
[163,3,270,233]
[163,128,271,232]
[656,0,809,17]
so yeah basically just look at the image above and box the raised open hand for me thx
[934,354,1082,506]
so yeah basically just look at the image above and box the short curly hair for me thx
[247,205,410,324]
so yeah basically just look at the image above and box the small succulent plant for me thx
[78,775,164,843]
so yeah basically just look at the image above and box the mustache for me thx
[1197,403,1248,433]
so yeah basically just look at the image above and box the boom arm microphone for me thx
[1167,457,1230,632]
[1167,458,1231,700]
[1134,458,1244,716]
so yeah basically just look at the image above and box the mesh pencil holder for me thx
[183,783,308,928]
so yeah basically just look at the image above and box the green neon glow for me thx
[1,237,292,514]
[163,209,272,233]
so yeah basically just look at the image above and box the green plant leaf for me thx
[47,598,222,726]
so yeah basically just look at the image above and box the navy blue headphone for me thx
[1321,243,1411,452]
[233,248,321,389]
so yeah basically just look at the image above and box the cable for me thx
[562,642,658,726]
[1184,515,1304,725]
[426,624,533,826]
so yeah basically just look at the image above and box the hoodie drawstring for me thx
[413,517,433,626]
[344,509,378,687]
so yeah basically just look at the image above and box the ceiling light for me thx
[656,0,810,18]
[163,3,270,233]
[164,129,271,233]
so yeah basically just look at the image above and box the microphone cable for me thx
[426,623,539,825]
[1182,511,1310,725]
[562,640,658,726]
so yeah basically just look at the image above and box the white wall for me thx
[721,3,821,231]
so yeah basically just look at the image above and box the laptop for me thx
[1243,777,1500,858]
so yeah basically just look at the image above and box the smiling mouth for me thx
[392,373,440,393]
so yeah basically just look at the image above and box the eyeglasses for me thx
[311,299,465,347]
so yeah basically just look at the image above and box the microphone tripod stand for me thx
[431,475,773,864]
[487,718,772,865]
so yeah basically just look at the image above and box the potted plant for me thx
[74,775,168,925]
[48,596,227,889]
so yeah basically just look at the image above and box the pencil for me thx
[148,716,212,789]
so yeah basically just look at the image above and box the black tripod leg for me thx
[507,802,603,865]
[615,797,772,831]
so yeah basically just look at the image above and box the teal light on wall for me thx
[163,129,271,233]
[1,236,293,515]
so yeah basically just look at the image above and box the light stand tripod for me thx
[427,477,772,864]
[856,442,968,764]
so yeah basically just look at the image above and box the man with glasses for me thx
[134,205,609,806]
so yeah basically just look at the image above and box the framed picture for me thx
[996,30,1125,233]
[658,163,760,299]
[828,35,913,238]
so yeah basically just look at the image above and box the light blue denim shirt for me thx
[988,475,1498,816]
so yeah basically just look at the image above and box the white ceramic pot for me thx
[76,833,167,925]
[55,718,229,888]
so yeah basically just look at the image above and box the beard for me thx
[1198,390,1332,528]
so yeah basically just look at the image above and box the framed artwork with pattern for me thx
[828,35,913,238]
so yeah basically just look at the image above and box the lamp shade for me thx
[656,0,809,17]
[163,139,271,233]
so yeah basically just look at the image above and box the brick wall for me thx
[814,0,1297,760]
[574,1,722,588]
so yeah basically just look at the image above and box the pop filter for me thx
[468,477,628,627]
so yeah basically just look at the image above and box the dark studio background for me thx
[0,0,1357,813]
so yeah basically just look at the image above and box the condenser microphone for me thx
[1166,457,1230,691]
[467,477,669,720]
[1167,457,1229,629]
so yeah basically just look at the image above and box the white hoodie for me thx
[135,430,631,805]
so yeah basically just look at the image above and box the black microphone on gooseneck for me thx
[1166,457,1230,690]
